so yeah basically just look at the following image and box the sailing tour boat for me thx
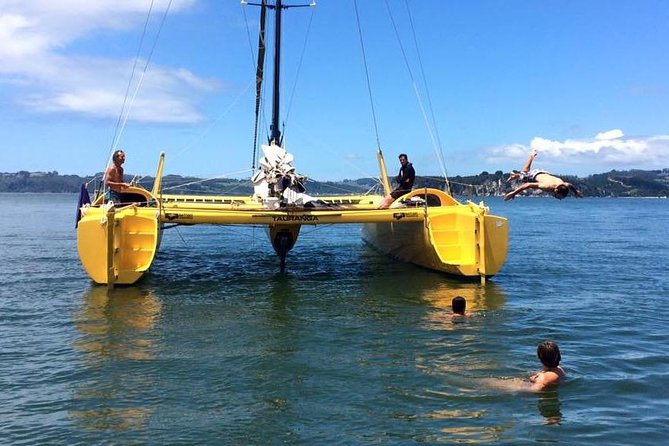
[76,1,508,287]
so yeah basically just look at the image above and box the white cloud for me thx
[595,129,624,141]
[486,129,669,174]
[0,0,215,123]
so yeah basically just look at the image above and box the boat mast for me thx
[270,0,282,146]
[244,1,315,148]
[251,2,267,170]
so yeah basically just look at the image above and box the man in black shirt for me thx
[378,153,415,209]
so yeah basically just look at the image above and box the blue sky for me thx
[1,0,668,182]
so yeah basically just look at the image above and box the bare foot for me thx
[507,172,520,182]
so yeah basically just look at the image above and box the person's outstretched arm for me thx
[504,182,538,201]
[567,183,583,198]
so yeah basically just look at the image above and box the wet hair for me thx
[112,150,125,162]
[554,183,583,199]
[452,296,466,314]
[537,340,561,368]
[553,184,569,199]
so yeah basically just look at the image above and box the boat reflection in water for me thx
[411,280,510,443]
[419,279,506,330]
[70,286,161,432]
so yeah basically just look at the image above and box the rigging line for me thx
[383,0,445,189]
[243,2,270,167]
[353,0,382,151]
[283,5,315,134]
[303,178,374,195]
[449,179,478,187]
[404,0,450,192]
[300,224,338,236]
[168,77,255,162]
[242,1,262,71]
[134,150,251,187]
[110,0,174,165]
[365,182,383,195]
[107,0,156,168]
[85,175,101,188]
[251,1,267,170]
[161,168,253,191]
[173,225,189,247]
[419,174,454,185]
[277,3,285,147]
[287,120,381,180]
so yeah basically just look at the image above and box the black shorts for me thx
[390,188,411,199]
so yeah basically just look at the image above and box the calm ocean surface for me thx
[1,193,668,445]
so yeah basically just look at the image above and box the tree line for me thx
[1,169,668,197]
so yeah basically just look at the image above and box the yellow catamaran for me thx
[76,1,508,287]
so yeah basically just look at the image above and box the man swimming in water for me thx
[480,340,566,392]
[451,296,466,317]
[528,340,566,391]
[504,149,582,201]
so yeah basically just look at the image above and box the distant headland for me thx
[1,169,668,197]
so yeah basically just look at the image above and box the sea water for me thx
[1,193,668,445]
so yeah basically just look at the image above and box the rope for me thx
[160,168,254,191]
[108,0,174,162]
[403,0,450,192]
[101,0,173,202]
[85,175,100,188]
[448,179,477,187]
[167,78,255,163]
[303,178,378,195]
[286,120,380,180]
[107,0,156,164]
[383,0,450,193]
[243,1,267,170]
[353,0,382,151]
[283,5,316,134]
[242,2,261,71]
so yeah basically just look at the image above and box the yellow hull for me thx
[362,198,508,278]
[77,188,161,286]
[362,189,507,278]
[76,186,507,284]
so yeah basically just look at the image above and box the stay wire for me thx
[404,0,450,192]
[383,0,448,191]
[107,0,174,172]
[243,2,267,170]
[242,2,271,170]
[353,0,382,152]
[283,5,316,137]
[108,0,155,165]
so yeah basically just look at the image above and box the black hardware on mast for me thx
[270,0,283,146]
[251,1,267,169]
[243,1,315,148]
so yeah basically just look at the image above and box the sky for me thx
[1,0,668,182]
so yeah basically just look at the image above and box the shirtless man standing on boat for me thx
[104,149,129,204]
[504,149,582,201]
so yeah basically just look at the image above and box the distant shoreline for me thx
[1,169,668,197]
